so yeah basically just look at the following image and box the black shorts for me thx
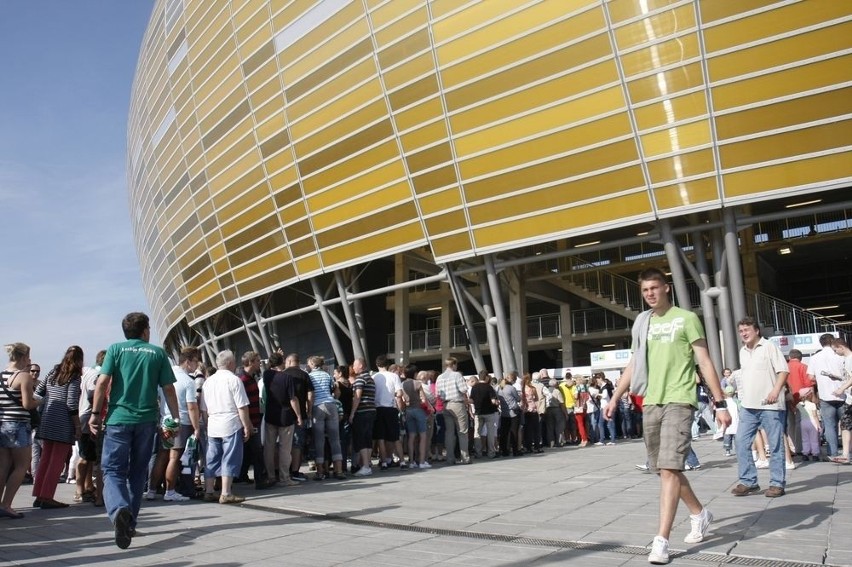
[352,411,376,451]
[77,432,101,462]
[372,407,401,442]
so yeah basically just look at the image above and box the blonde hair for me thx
[5,342,30,363]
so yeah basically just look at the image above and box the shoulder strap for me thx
[0,371,25,407]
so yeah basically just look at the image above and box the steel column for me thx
[311,278,346,365]
[445,264,486,373]
[692,231,723,373]
[724,208,748,324]
[660,219,691,309]
[250,299,274,356]
[338,271,366,363]
[479,273,503,380]
[484,254,516,373]
[712,230,739,369]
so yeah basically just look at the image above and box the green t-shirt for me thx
[641,306,704,408]
[100,339,176,425]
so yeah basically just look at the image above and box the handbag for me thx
[0,370,40,427]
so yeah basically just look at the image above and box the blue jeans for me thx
[736,408,786,488]
[596,411,616,442]
[101,422,157,528]
[820,402,845,457]
[686,447,699,468]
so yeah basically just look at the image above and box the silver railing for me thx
[570,308,633,336]
[747,292,846,337]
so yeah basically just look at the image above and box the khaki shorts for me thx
[643,403,694,471]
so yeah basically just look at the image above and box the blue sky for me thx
[0,1,157,368]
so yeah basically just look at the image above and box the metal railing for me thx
[747,292,846,337]
[752,208,852,245]
[570,308,632,336]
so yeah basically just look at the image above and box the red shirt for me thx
[787,358,814,402]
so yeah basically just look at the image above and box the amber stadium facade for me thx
[128,0,852,374]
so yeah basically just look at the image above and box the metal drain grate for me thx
[242,503,830,567]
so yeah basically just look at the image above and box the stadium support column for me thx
[238,304,261,355]
[485,254,516,374]
[337,271,365,364]
[506,266,528,374]
[692,231,724,374]
[712,230,739,370]
[560,304,574,367]
[479,273,503,381]
[723,208,747,324]
[250,298,273,357]
[392,256,410,366]
[201,321,218,363]
[311,278,346,366]
[445,264,485,373]
[349,276,369,363]
[660,219,691,309]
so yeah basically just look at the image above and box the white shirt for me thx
[808,346,845,402]
[738,337,788,410]
[172,365,197,424]
[201,369,248,438]
[373,370,402,408]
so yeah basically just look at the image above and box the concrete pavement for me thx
[1,436,850,566]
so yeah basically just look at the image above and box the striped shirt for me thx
[353,372,376,413]
[0,370,30,422]
[309,369,335,406]
[237,370,262,428]
[36,368,82,444]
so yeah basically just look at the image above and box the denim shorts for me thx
[404,407,427,435]
[0,421,32,449]
[206,430,244,479]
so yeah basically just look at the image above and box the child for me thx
[798,387,821,461]
[721,385,739,457]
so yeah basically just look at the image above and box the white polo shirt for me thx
[738,337,788,410]
[201,369,248,438]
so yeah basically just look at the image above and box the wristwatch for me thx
[714,399,728,410]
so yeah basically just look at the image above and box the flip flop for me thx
[0,508,24,519]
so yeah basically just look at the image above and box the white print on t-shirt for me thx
[648,318,685,343]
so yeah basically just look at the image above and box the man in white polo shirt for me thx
[733,317,789,498]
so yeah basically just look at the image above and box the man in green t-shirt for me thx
[89,312,178,550]
[605,268,729,565]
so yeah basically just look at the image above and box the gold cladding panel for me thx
[715,88,852,141]
[653,177,719,210]
[430,232,473,258]
[724,153,852,197]
[707,22,852,82]
[310,182,413,231]
[633,91,708,131]
[473,192,652,248]
[307,161,407,211]
[646,148,716,184]
[614,5,697,50]
[320,220,424,267]
[712,55,852,111]
[719,120,852,170]
[468,165,646,225]
[417,187,464,215]
[641,120,712,158]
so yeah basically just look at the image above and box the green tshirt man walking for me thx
[90,312,179,550]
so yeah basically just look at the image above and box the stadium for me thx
[127,0,852,373]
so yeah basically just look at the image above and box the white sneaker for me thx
[755,459,769,469]
[144,490,157,501]
[786,461,797,470]
[354,466,372,477]
[163,491,190,502]
[408,462,419,469]
[635,464,650,471]
[418,461,432,469]
[684,508,713,543]
[648,536,670,564]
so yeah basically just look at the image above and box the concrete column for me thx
[440,295,451,362]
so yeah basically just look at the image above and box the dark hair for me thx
[54,345,84,386]
[122,312,149,339]
[179,347,200,365]
[788,349,803,360]
[404,363,418,380]
[95,349,107,366]
[268,352,284,368]
[335,365,348,378]
[375,354,391,369]
[737,316,761,334]
[637,268,667,285]
[833,338,849,349]
[820,333,836,347]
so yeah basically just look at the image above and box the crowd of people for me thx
[1,298,850,563]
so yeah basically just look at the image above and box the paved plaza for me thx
[1,436,850,567]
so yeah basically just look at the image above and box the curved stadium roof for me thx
[127,0,852,340]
